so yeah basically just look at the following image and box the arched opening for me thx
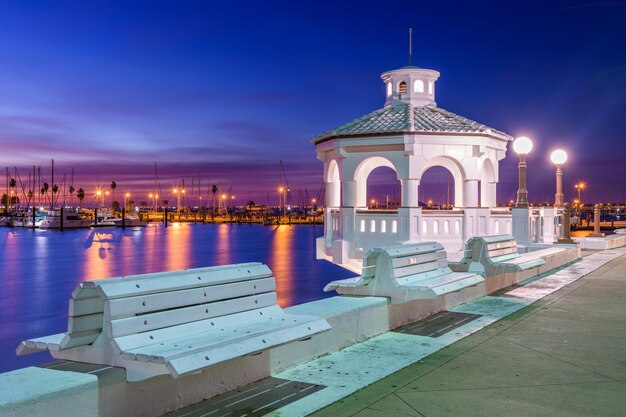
[480,159,497,208]
[326,159,341,207]
[420,166,454,209]
[419,157,465,208]
[414,79,424,93]
[398,81,407,94]
[354,157,400,209]
[365,166,400,209]
[386,82,392,97]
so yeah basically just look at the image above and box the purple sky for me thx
[1,0,625,206]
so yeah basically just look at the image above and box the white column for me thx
[355,177,368,208]
[463,180,479,207]
[401,179,419,207]
[342,180,356,208]
[481,182,497,208]
[326,181,340,208]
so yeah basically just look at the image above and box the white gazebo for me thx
[313,64,526,269]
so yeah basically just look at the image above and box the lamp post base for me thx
[557,237,575,244]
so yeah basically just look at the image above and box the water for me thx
[0,223,357,373]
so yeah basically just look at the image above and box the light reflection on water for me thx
[271,225,294,306]
[0,223,356,373]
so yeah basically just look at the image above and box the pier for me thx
[2,2,626,416]
[311,250,626,417]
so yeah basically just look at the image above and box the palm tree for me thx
[77,188,85,209]
[140,201,147,210]
[52,184,59,205]
[69,185,75,205]
[110,181,117,205]
[42,182,49,206]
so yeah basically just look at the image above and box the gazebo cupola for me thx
[382,66,440,107]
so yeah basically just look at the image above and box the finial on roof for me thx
[409,28,413,66]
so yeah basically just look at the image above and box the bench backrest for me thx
[458,234,520,266]
[63,263,277,350]
[363,242,450,283]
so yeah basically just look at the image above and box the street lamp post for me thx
[574,182,585,216]
[513,136,533,207]
[575,182,585,203]
[512,136,533,245]
[173,188,180,216]
[550,149,567,208]
[96,190,103,208]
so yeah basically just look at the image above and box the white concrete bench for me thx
[17,263,330,381]
[452,235,569,276]
[324,242,484,304]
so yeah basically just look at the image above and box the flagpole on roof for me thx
[409,28,413,66]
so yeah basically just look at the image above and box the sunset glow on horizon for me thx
[1,1,626,204]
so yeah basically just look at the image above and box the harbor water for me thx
[0,223,357,373]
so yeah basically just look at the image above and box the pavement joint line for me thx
[271,247,626,417]
[392,392,427,417]
[395,379,620,393]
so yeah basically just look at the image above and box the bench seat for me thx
[324,242,484,304]
[395,270,485,298]
[17,263,330,381]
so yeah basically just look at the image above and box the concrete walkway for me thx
[310,251,626,417]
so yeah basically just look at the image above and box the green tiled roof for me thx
[312,103,512,143]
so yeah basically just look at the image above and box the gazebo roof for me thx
[312,103,512,143]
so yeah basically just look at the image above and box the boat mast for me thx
[70,168,74,206]
[61,174,67,206]
[32,165,36,208]
[51,159,54,207]
[5,167,8,214]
